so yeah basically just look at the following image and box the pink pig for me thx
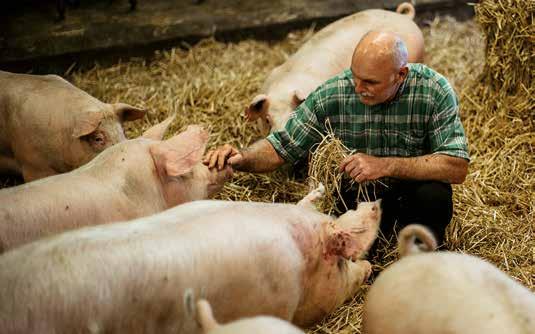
[0,186,381,333]
[362,224,535,334]
[0,117,232,252]
[0,70,146,181]
[245,2,425,133]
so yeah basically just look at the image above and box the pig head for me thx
[144,121,233,207]
[0,71,146,182]
[291,200,381,326]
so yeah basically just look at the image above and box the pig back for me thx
[0,201,328,333]
[363,252,535,334]
[263,8,424,93]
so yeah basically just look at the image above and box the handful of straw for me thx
[307,121,376,215]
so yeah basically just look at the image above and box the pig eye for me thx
[83,131,107,150]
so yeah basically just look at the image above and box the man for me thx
[204,31,469,245]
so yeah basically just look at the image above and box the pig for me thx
[362,224,535,334]
[0,70,146,182]
[193,298,305,334]
[245,2,425,134]
[0,116,232,253]
[0,186,381,333]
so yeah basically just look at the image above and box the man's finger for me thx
[218,147,233,170]
[209,150,221,169]
[350,169,360,179]
[345,159,360,175]
[203,151,213,165]
[339,156,353,172]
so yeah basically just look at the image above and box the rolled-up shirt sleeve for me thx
[428,83,470,161]
[266,95,325,164]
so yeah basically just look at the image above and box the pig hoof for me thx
[297,183,325,208]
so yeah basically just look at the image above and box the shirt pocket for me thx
[398,126,426,156]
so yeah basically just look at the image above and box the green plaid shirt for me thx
[266,63,470,164]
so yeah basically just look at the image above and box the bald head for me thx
[349,30,410,106]
[352,31,408,71]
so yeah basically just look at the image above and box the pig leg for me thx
[297,183,325,209]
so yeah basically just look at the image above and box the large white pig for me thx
[0,188,381,333]
[246,2,425,133]
[362,224,535,334]
[0,117,232,252]
[0,70,146,181]
[194,299,305,334]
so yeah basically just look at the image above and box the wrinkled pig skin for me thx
[246,2,425,133]
[0,119,232,253]
[0,70,146,182]
[0,198,381,333]
[362,224,535,334]
[195,299,305,334]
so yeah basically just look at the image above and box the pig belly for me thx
[363,253,535,334]
[0,202,324,334]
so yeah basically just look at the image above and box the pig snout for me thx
[356,199,382,227]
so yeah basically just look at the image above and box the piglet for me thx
[0,187,380,333]
[0,116,232,252]
[0,70,146,181]
[362,224,535,334]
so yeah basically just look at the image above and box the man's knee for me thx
[412,181,453,214]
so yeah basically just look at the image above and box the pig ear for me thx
[245,94,270,122]
[149,125,208,177]
[291,89,308,108]
[324,213,379,260]
[113,103,147,122]
[196,299,220,332]
[72,111,104,138]
[324,228,369,260]
[142,114,176,140]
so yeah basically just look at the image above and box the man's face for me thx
[350,58,405,106]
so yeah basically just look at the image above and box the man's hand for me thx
[203,144,244,170]
[339,153,388,183]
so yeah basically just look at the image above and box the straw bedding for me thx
[3,0,534,331]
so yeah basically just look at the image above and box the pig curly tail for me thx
[397,224,437,257]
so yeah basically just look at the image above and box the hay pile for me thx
[50,4,534,332]
[307,123,352,215]
[446,0,535,293]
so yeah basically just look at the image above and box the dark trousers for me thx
[338,180,453,246]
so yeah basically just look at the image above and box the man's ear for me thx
[142,114,176,140]
[149,125,208,178]
[72,111,103,138]
[113,103,147,122]
[397,66,409,82]
[245,94,269,122]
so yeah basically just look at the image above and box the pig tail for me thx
[397,224,437,257]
